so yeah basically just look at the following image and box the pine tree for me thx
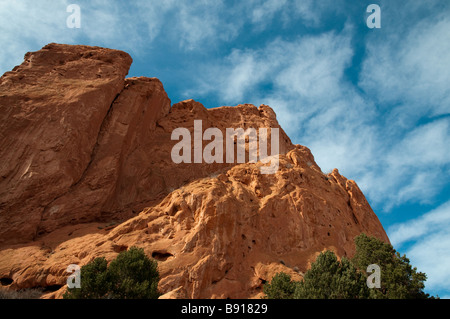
[352,233,430,299]
[263,272,298,299]
[63,257,111,299]
[108,246,160,299]
[63,247,160,299]
[293,250,369,299]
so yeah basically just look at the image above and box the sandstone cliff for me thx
[0,43,388,298]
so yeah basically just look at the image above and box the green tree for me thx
[352,233,430,299]
[293,250,369,299]
[263,272,298,299]
[63,247,160,299]
[263,233,433,299]
[108,247,160,299]
[63,257,112,299]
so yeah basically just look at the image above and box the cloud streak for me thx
[359,11,450,126]
[388,201,450,294]
[190,17,450,213]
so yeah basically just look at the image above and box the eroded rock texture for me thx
[0,44,388,299]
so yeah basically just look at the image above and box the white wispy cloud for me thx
[0,0,74,72]
[388,201,450,295]
[389,200,450,247]
[360,118,450,209]
[0,0,242,74]
[407,232,450,296]
[243,0,330,30]
[359,8,450,126]
[354,2,450,209]
[162,0,241,50]
[193,25,356,122]
[251,0,288,24]
[0,0,145,73]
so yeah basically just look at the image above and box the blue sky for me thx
[1,0,449,298]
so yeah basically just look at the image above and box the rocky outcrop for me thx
[0,44,389,299]
[0,43,134,244]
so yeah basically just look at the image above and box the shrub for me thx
[108,246,160,299]
[63,247,160,299]
[293,250,369,299]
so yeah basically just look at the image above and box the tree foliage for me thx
[63,247,160,299]
[263,233,433,299]
[263,272,299,299]
[294,250,369,299]
[352,233,430,299]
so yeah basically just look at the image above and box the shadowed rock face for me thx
[0,43,389,299]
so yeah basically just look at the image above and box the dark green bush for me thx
[352,233,430,299]
[293,250,369,299]
[263,272,299,299]
[63,247,160,299]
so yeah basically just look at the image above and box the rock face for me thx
[0,44,389,299]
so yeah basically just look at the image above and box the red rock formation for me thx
[0,44,389,299]
[0,43,133,244]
